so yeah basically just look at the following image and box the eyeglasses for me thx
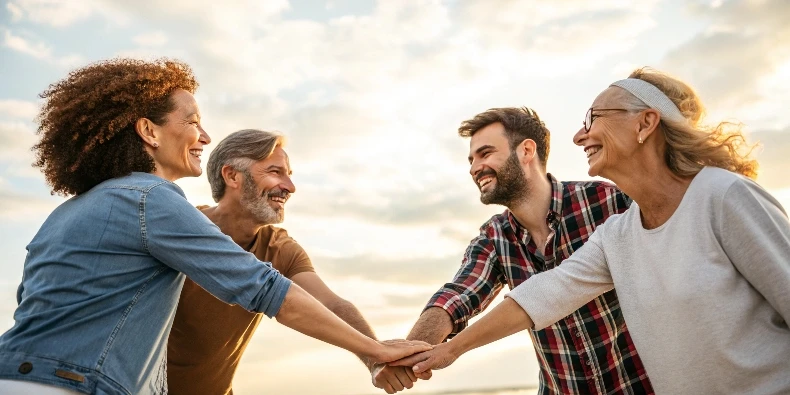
[583,107,629,132]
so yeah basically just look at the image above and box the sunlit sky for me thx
[1,1,789,394]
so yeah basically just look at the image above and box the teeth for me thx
[189,149,202,157]
[270,196,286,203]
[478,177,492,188]
[585,146,600,158]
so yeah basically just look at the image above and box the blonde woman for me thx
[393,68,790,394]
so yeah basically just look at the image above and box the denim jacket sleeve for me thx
[142,182,291,318]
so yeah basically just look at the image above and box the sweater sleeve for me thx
[506,225,614,330]
[718,178,790,323]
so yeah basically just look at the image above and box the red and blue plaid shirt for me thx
[428,174,653,394]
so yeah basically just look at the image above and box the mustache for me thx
[263,189,290,199]
[475,169,496,184]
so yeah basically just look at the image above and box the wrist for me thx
[446,336,467,359]
[361,338,384,362]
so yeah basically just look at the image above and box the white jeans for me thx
[0,379,81,395]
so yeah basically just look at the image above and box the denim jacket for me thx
[0,173,292,394]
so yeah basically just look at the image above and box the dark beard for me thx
[480,151,529,207]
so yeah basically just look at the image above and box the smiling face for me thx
[468,123,529,207]
[573,87,639,178]
[149,89,211,181]
[238,146,295,225]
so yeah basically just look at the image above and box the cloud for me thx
[661,0,790,112]
[3,29,49,59]
[2,28,84,67]
[454,0,660,75]
[752,128,790,190]
[6,0,94,27]
[313,253,464,286]
[132,31,168,47]
[0,121,38,162]
[0,185,63,220]
[6,2,23,21]
[290,174,490,227]
[0,100,38,120]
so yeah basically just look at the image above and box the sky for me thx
[1,0,789,394]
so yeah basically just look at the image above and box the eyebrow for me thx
[468,144,496,163]
[265,165,293,176]
[185,112,200,121]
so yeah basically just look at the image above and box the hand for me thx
[388,341,458,374]
[371,339,433,365]
[370,364,416,394]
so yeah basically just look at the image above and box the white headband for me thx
[610,78,686,124]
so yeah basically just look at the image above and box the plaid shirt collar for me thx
[505,173,564,247]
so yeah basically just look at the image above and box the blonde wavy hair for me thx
[621,67,758,179]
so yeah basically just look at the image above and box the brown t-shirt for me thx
[167,212,313,395]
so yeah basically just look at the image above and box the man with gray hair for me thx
[166,129,417,394]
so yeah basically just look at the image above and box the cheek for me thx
[598,129,624,160]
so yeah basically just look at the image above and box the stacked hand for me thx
[390,341,457,374]
[369,341,460,393]
[368,340,435,394]
[370,339,433,364]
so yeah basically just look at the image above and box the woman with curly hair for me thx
[0,59,430,395]
[392,68,790,393]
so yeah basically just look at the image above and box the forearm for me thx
[407,307,454,344]
[276,284,379,358]
[329,300,378,369]
[446,298,532,357]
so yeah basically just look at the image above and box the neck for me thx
[202,199,267,248]
[603,155,694,229]
[507,172,552,239]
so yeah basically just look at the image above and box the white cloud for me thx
[6,2,23,21]
[661,0,790,113]
[8,0,94,27]
[132,31,168,47]
[0,121,38,161]
[0,100,38,120]
[3,29,50,59]
[2,29,84,67]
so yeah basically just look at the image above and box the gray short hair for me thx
[207,129,285,202]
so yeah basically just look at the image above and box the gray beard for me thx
[239,173,283,225]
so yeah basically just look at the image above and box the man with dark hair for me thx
[167,129,417,395]
[381,108,655,394]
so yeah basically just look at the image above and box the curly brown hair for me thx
[33,58,199,196]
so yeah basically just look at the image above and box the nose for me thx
[282,176,296,194]
[572,126,587,146]
[469,159,483,179]
[199,127,211,145]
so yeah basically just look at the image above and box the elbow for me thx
[324,297,353,314]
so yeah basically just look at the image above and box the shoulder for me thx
[98,172,182,195]
[688,167,751,209]
[465,211,511,251]
[478,210,511,236]
[258,225,308,254]
[562,179,627,200]
[703,167,785,213]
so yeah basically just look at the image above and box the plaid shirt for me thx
[428,174,653,394]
